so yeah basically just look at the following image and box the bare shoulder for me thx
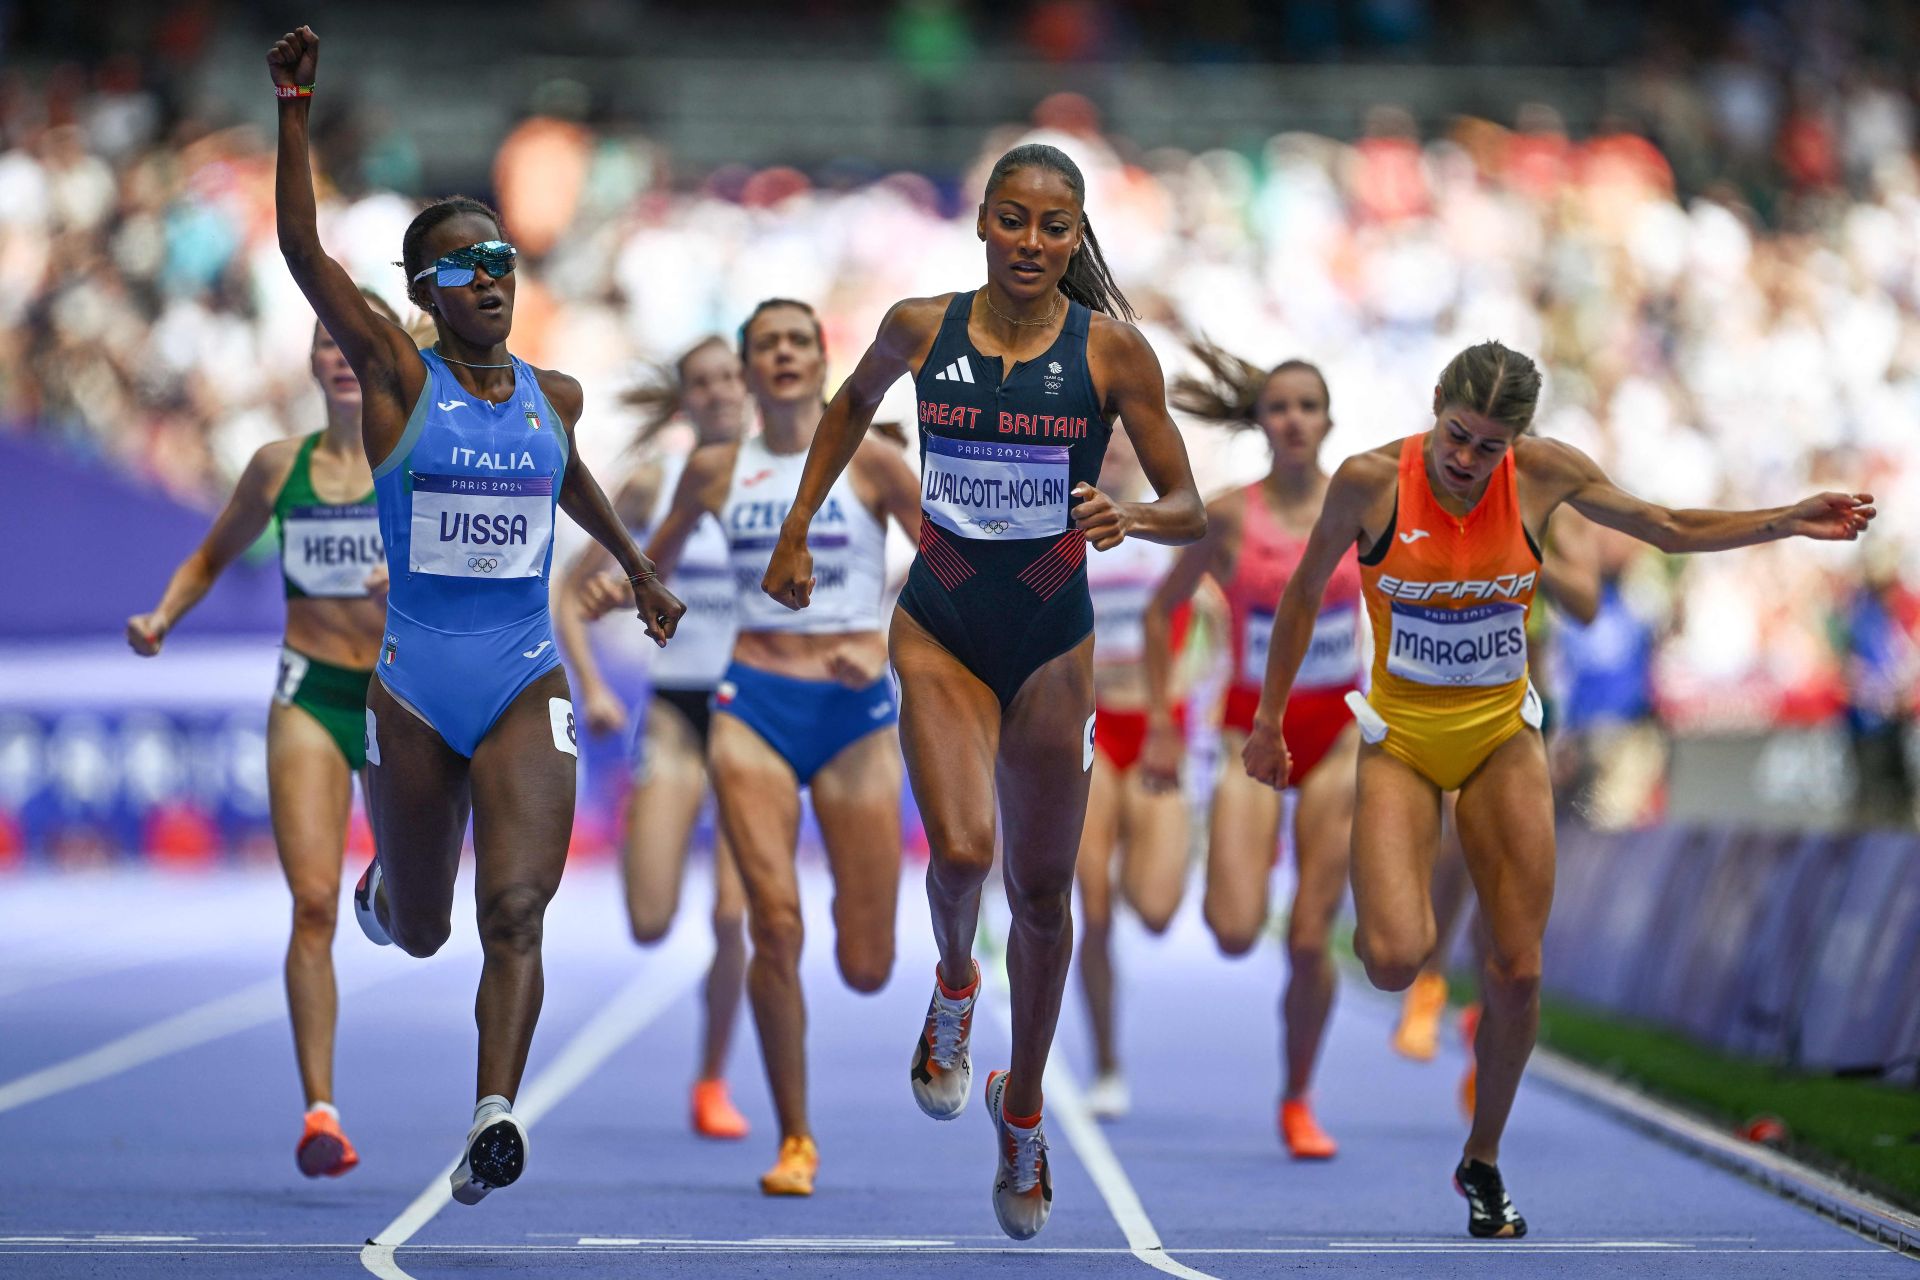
[682,440,741,506]
[612,458,665,526]
[531,366,585,428]
[876,294,953,352]
[241,436,307,497]
[1205,482,1250,531]
[1086,312,1157,366]
[1514,434,1590,480]
[1330,441,1400,496]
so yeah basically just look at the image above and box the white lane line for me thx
[359,928,710,1280]
[979,948,1217,1280]
[3,1243,1885,1256]
[0,958,429,1114]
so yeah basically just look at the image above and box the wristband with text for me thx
[274,84,315,99]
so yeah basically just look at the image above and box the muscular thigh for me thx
[890,607,1001,862]
[1349,744,1444,944]
[1452,729,1555,966]
[1207,730,1283,909]
[705,713,802,915]
[365,675,470,915]
[266,700,355,896]
[469,668,577,904]
[809,727,905,951]
[995,636,1095,895]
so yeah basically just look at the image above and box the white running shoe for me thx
[910,962,978,1120]
[353,858,392,947]
[1083,1071,1131,1121]
[986,1070,1052,1240]
[450,1097,527,1205]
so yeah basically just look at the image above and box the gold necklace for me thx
[983,289,1061,328]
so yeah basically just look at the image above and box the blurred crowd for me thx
[1,16,1917,825]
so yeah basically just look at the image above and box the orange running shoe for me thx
[1458,1003,1482,1119]
[295,1105,359,1178]
[1391,972,1449,1061]
[1279,1098,1338,1160]
[759,1135,819,1196]
[691,1079,749,1140]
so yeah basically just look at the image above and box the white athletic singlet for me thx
[723,436,887,636]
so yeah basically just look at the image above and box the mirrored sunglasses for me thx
[411,240,518,287]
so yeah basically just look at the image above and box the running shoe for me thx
[759,1135,819,1196]
[691,1078,749,1140]
[986,1070,1052,1240]
[1278,1097,1337,1160]
[450,1098,527,1206]
[1453,1158,1527,1238]
[1391,971,1448,1061]
[353,858,392,947]
[1083,1070,1130,1121]
[295,1105,359,1178]
[910,961,978,1120]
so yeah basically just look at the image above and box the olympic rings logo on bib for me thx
[468,556,500,573]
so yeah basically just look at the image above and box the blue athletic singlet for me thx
[899,290,1112,706]
[370,349,571,756]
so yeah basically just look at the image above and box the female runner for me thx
[1243,340,1873,1237]
[761,144,1204,1239]
[555,337,752,1139]
[271,25,682,1204]
[127,294,401,1178]
[1074,430,1193,1120]
[1140,345,1357,1159]
[598,299,920,1196]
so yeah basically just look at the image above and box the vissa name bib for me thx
[408,473,554,579]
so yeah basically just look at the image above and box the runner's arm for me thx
[270,26,420,459]
[855,437,924,542]
[1142,509,1223,728]
[1537,508,1601,625]
[1085,321,1205,548]
[1252,459,1373,723]
[127,445,286,654]
[765,298,940,609]
[1536,438,1876,552]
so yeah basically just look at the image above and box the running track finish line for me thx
[359,928,712,1279]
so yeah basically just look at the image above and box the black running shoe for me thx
[1453,1158,1527,1238]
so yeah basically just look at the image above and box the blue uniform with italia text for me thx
[901,290,1112,706]
[371,349,570,757]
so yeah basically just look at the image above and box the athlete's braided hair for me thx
[398,195,505,307]
[1171,338,1330,430]
[1436,341,1541,435]
[621,335,733,450]
[985,144,1136,323]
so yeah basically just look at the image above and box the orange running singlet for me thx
[1353,434,1543,789]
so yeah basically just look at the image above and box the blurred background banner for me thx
[1,0,1916,858]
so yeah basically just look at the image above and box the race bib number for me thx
[1241,606,1361,689]
[409,473,553,579]
[1386,601,1528,687]
[1091,582,1154,666]
[281,505,383,597]
[273,649,309,704]
[922,436,1069,540]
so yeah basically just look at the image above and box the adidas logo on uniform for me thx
[933,356,976,384]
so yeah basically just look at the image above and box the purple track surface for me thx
[2,862,1907,1278]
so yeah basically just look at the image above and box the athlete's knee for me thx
[478,885,549,956]
[748,901,804,969]
[1205,903,1263,957]
[1481,951,1542,1004]
[923,814,996,889]
[1134,898,1177,936]
[1287,938,1332,978]
[1007,882,1071,937]
[836,937,893,994]
[711,904,745,944]
[626,899,674,946]
[289,886,338,940]
[1286,913,1332,958]
[390,913,452,959]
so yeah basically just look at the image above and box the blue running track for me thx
[2,861,1909,1277]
